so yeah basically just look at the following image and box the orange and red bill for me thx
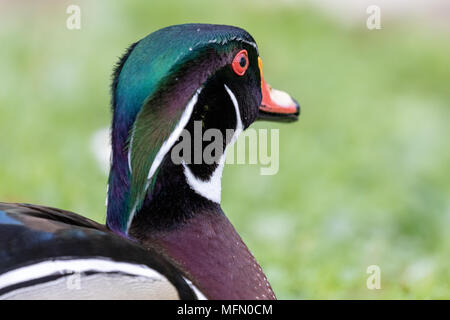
[257,57,300,122]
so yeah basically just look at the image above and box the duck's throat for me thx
[130,211,276,300]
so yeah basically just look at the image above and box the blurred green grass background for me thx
[0,1,449,299]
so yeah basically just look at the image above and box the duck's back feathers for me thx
[0,202,107,231]
[0,202,198,300]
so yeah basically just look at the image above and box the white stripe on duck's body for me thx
[0,24,299,300]
[0,203,201,299]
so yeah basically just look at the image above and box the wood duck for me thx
[0,24,299,300]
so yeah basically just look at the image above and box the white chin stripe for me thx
[224,84,244,143]
[0,258,179,300]
[182,157,224,204]
[182,84,243,203]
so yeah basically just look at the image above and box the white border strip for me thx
[182,277,208,300]
[0,258,168,291]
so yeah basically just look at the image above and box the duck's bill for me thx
[256,57,300,123]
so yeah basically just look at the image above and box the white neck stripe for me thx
[146,88,201,182]
[126,88,202,232]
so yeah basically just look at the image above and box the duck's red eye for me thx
[232,49,249,76]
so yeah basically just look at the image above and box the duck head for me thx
[106,24,299,236]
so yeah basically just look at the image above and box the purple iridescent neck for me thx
[130,208,276,300]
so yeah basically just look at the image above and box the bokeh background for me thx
[1,0,449,299]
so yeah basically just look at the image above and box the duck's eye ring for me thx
[232,50,249,76]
